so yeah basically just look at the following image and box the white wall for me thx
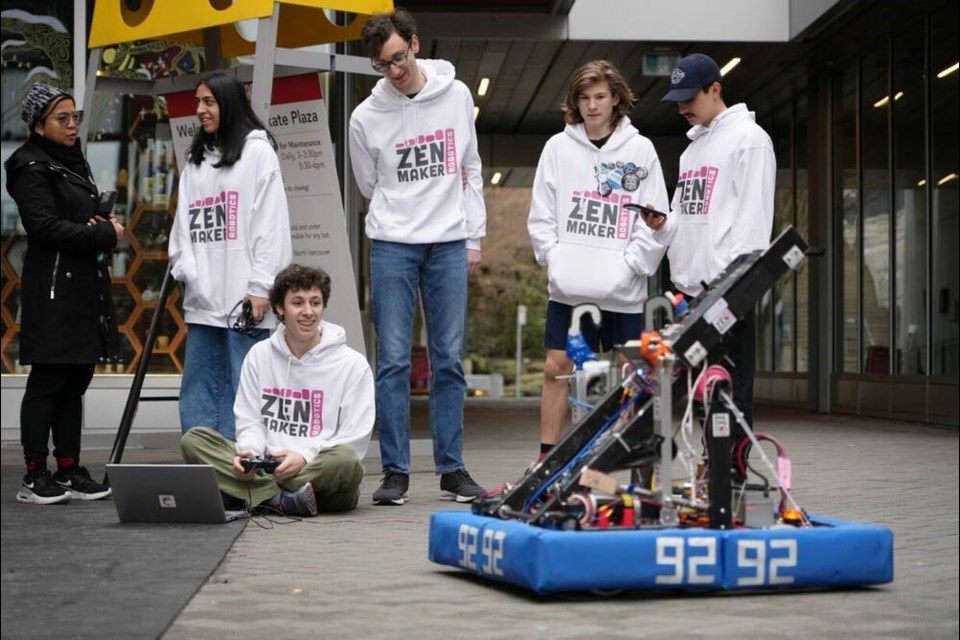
[1,375,182,448]
[568,0,791,42]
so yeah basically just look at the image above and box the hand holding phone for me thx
[623,202,668,219]
[97,190,118,215]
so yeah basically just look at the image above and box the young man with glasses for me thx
[349,9,487,505]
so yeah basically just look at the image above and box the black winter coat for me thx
[4,138,120,365]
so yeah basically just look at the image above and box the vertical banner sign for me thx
[166,74,365,355]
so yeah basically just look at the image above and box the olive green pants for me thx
[181,427,364,512]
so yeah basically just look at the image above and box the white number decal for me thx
[687,537,717,584]
[459,525,506,575]
[655,537,718,585]
[655,537,684,584]
[769,539,797,585]
[737,539,766,586]
[481,530,506,576]
[736,539,798,586]
[457,524,478,571]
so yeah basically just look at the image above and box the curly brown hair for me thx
[269,264,332,318]
[561,60,636,127]
[360,8,417,57]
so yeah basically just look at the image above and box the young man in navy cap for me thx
[643,53,775,430]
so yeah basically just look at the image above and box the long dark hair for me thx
[186,73,276,168]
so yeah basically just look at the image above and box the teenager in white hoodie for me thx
[349,9,486,506]
[528,60,669,459]
[649,53,776,429]
[169,73,292,442]
[181,264,373,516]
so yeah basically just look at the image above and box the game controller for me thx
[240,455,283,474]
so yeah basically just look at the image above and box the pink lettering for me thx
[226,191,239,240]
[703,166,719,214]
[310,389,324,437]
[444,128,458,176]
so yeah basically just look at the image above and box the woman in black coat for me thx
[4,83,124,505]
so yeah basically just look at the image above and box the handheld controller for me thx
[240,456,283,474]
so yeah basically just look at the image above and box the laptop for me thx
[106,464,248,524]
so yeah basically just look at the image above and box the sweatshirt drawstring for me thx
[285,354,293,390]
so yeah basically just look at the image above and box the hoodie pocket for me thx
[375,188,461,240]
[547,243,639,305]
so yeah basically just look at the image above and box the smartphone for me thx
[97,190,117,215]
[623,203,668,219]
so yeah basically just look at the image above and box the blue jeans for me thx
[371,240,468,474]
[179,323,269,441]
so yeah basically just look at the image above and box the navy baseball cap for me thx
[661,53,722,102]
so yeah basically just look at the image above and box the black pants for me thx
[21,363,95,462]
[723,311,757,430]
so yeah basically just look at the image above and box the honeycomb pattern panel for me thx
[129,206,174,256]
[130,301,186,360]
[129,257,170,307]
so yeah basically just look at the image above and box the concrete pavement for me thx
[166,401,958,639]
[3,400,957,638]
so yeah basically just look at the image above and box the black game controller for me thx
[240,455,282,474]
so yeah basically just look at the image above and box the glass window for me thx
[773,108,795,372]
[836,66,860,372]
[795,95,810,373]
[1,4,74,375]
[860,48,891,375]
[757,114,776,373]
[931,5,960,375]
[893,24,928,375]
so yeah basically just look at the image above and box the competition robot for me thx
[430,227,894,594]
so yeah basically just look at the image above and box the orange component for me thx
[781,508,804,526]
[639,331,672,366]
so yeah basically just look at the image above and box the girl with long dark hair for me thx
[169,73,292,441]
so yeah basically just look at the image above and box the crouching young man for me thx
[181,264,375,517]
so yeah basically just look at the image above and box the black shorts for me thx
[544,301,644,353]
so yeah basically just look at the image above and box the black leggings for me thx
[724,311,757,430]
[21,363,95,462]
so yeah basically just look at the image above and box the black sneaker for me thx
[372,471,409,506]
[440,469,485,503]
[53,466,112,500]
[273,484,318,517]
[16,469,71,505]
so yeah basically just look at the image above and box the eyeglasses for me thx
[371,43,411,74]
[50,111,84,127]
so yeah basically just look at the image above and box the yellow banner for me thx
[89,0,394,49]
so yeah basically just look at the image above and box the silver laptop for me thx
[106,464,248,524]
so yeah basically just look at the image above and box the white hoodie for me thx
[349,59,486,249]
[234,320,374,462]
[653,104,775,297]
[169,130,293,328]
[527,117,669,313]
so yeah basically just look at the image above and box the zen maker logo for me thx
[395,129,457,183]
[189,190,239,243]
[260,387,324,437]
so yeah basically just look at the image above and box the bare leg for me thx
[540,348,574,446]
